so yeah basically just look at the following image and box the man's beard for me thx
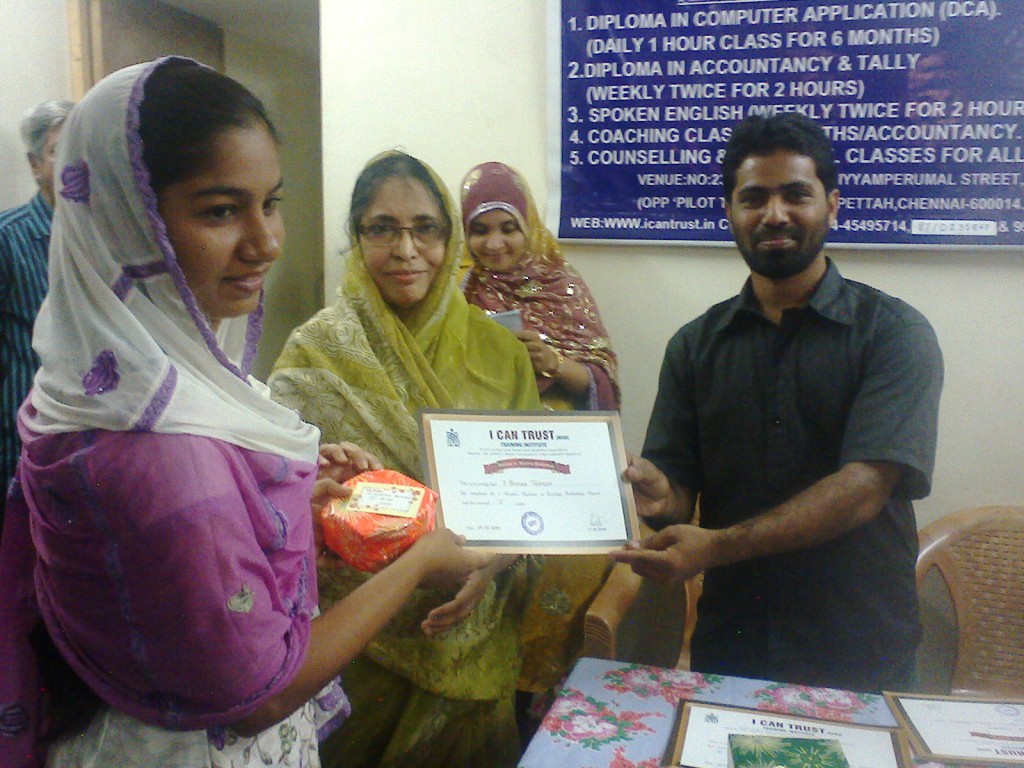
[737,221,829,280]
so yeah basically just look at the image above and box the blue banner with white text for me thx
[548,0,1024,247]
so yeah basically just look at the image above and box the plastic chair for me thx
[916,506,1024,696]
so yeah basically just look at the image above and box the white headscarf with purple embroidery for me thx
[27,58,319,462]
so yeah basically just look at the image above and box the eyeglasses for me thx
[359,221,448,247]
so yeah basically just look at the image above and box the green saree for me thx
[269,155,540,768]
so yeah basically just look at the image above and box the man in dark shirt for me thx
[1,99,73,527]
[612,113,943,693]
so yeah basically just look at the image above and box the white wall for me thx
[0,0,72,210]
[321,0,1024,528]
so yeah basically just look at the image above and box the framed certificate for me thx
[885,692,1024,766]
[419,409,640,553]
[671,702,908,768]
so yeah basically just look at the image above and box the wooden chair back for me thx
[583,565,701,669]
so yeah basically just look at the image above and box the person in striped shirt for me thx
[0,99,73,528]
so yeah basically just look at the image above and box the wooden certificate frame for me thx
[885,692,1024,767]
[419,409,640,553]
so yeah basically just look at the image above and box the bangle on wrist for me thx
[540,351,563,379]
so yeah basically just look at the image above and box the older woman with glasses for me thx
[269,151,540,768]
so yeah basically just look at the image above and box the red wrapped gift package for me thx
[320,469,437,572]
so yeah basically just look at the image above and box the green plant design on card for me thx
[728,735,850,768]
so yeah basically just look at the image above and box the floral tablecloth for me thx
[518,657,897,768]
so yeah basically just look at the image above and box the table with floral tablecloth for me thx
[518,657,898,768]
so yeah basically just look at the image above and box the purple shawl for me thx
[0,416,318,767]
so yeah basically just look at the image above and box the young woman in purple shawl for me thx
[0,58,487,768]
[459,161,621,720]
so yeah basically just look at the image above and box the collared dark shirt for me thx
[643,259,943,692]
[1,193,53,508]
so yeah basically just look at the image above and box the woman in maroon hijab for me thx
[461,161,619,413]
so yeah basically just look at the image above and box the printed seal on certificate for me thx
[521,511,545,536]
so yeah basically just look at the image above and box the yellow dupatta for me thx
[272,158,538,480]
[269,153,539,700]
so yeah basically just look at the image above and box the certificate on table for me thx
[886,693,1024,766]
[671,702,907,768]
[419,410,639,552]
